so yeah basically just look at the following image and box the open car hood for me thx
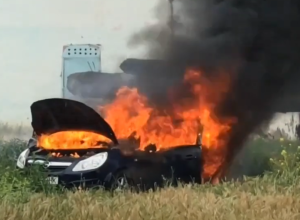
[30,98,118,145]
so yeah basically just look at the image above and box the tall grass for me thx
[1,124,300,219]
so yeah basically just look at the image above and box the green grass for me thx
[1,125,300,219]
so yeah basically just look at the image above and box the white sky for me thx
[0,0,165,124]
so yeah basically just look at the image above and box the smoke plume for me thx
[129,0,300,180]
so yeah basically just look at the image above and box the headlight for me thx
[72,152,108,172]
[16,149,30,169]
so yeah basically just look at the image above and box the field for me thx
[1,123,300,220]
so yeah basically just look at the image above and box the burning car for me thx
[16,98,203,190]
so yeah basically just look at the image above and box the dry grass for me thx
[2,182,300,220]
[1,123,300,219]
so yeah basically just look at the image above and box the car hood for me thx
[30,98,118,145]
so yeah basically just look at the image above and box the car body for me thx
[16,98,203,190]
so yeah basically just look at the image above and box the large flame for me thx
[100,69,236,178]
[37,68,236,179]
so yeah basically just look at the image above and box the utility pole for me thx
[168,0,174,44]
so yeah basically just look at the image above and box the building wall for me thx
[263,112,300,140]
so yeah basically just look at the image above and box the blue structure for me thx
[61,44,101,99]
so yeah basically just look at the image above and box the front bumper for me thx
[50,169,110,188]
[26,159,120,189]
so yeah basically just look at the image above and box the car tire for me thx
[110,170,134,192]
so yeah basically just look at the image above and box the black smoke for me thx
[128,0,300,179]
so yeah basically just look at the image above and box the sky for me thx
[0,0,164,124]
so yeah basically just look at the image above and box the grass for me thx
[1,125,300,219]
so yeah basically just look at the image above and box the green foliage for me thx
[0,136,300,204]
[228,138,284,178]
[267,139,300,185]
[0,139,64,203]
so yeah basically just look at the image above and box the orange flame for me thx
[101,69,237,177]
[38,131,110,150]
[37,68,236,178]
[51,152,80,158]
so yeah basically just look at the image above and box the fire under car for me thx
[16,98,203,190]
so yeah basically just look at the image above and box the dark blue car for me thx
[16,98,203,191]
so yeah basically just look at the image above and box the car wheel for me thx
[110,170,132,192]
